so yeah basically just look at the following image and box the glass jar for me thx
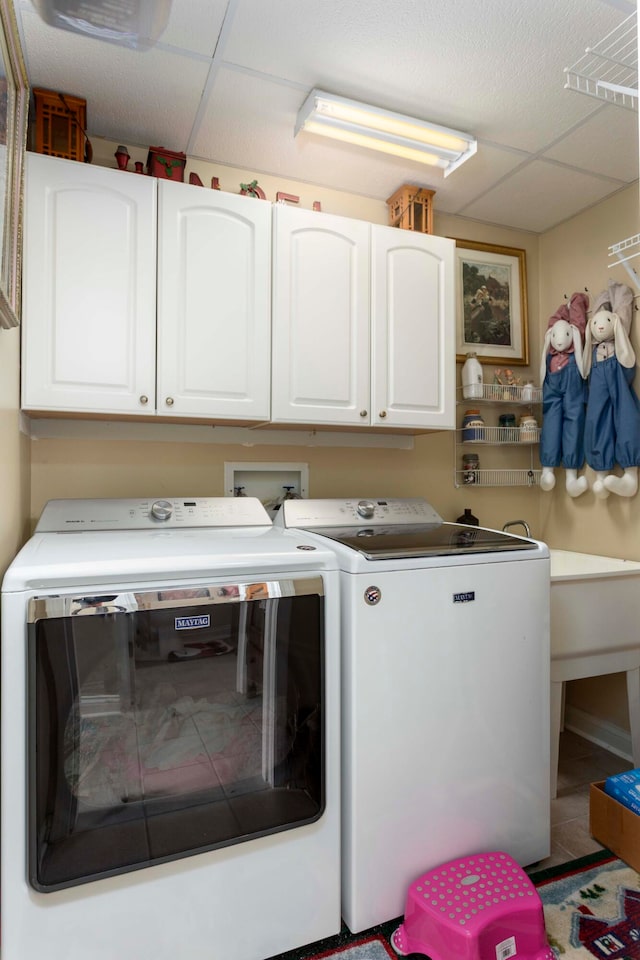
[498,412,517,442]
[519,414,538,443]
[521,381,535,403]
[462,409,485,442]
[462,453,480,484]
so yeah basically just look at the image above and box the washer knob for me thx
[150,499,173,521]
[357,499,375,519]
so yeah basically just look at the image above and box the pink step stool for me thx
[390,851,554,960]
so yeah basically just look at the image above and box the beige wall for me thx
[537,181,640,728]
[538,183,640,558]
[0,325,31,580]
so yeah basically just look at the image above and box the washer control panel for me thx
[278,498,442,528]
[35,497,272,531]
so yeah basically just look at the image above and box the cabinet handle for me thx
[379,410,387,419]
[360,409,368,418]
[139,395,149,405]
[165,397,174,406]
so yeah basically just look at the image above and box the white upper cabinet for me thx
[272,204,455,430]
[157,182,271,420]
[271,203,370,426]
[22,153,157,414]
[371,227,455,429]
[22,155,454,434]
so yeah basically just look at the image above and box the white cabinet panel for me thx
[157,182,271,420]
[271,204,370,425]
[22,154,156,414]
[272,204,454,431]
[372,228,455,429]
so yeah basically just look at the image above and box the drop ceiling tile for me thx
[157,0,228,56]
[460,159,624,232]
[432,145,530,215]
[21,7,211,147]
[221,0,624,152]
[21,0,228,57]
[542,104,639,182]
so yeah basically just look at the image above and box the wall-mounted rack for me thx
[608,234,640,288]
[454,386,542,488]
[563,10,638,111]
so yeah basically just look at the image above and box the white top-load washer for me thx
[276,497,550,934]
[1,497,341,960]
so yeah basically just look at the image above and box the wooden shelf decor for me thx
[33,87,87,162]
[386,184,435,234]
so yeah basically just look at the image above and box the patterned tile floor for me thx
[529,728,632,872]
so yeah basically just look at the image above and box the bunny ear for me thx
[609,281,634,335]
[592,289,612,316]
[613,314,636,367]
[583,323,593,377]
[540,328,554,384]
[571,324,585,377]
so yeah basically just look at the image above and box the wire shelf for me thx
[608,234,640,288]
[459,426,540,445]
[563,10,638,111]
[458,383,542,404]
[455,468,541,489]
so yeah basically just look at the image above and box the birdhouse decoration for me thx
[33,87,88,162]
[386,184,435,234]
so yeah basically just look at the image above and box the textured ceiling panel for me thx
[461,159,624,232]
[20,6,211,146]
[542,105,639,182]
[222,0,624,150]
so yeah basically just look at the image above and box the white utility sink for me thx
[549,549,640,797]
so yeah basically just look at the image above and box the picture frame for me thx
[453,239,528,365]
[0,0,28,330]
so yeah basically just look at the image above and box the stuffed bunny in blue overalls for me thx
[583,281,640,499]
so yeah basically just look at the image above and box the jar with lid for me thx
[461,352,483,399]
[462,409,485,442]
[521,381,535,403]
[462,453,480,484]
[519,414,538,443]
[498,412,517,441]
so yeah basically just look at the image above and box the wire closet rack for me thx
[563,9,638,111]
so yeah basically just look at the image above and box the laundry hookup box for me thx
[590,772,640,872]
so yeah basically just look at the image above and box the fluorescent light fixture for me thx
[295,89,477,176]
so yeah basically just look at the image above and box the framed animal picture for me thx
[453,239,528,365]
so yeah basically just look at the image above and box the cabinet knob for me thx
[360,410,368,418]
[379,410,387,419]
[139,395,149,405]
[165,397,174,406]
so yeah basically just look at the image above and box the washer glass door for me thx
[28,577,325,891]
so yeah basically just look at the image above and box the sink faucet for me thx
[503,519,531,538]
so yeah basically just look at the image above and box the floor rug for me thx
[299,935,397,960]
[533,848,640,958]
[270,850,640,960]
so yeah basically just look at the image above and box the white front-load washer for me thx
[1,497,341,960]
[276,497,550,934]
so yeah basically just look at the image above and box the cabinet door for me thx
[22,154,156,414]
[371,227,455,429]
[157,182,271,420]
[271,204,370,425]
